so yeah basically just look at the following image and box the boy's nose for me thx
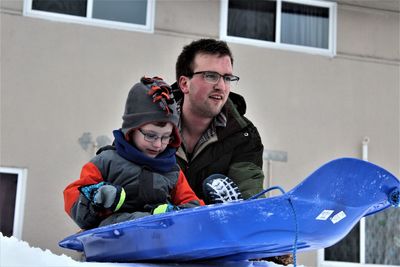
[152,138,163,147]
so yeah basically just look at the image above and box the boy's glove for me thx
[152,203,179,215]
[80,182,126,212]
[93,184,126,212]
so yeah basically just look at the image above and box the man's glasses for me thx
[138,129,173,145]
[191,71,239,86]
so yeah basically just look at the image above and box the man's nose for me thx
[215,77,228,91]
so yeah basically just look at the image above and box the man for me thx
[172,38,264,200]
[172,38,293,265]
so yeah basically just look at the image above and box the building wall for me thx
[1,1,399,266]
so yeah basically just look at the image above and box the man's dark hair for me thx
[175,39,234,82]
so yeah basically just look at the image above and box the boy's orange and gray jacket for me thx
[64,148,204,230]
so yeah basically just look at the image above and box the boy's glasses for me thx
[138,129,173,144]
[191,71,240,86]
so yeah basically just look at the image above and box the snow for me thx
[0,232,291,267]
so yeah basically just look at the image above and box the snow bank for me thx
[0,232,135,267]
[0,232,291,267]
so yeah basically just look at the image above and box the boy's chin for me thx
[144,152,159,158]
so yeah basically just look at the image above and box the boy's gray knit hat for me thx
[122,76,181,147]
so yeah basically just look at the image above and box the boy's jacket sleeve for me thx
[171,170,205,207]
[63,162,105,229]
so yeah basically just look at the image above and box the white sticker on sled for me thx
[331,211,346,224]
[316,210,334,220]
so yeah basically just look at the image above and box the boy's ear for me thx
[124,130,134,143]
[178,76,190,94]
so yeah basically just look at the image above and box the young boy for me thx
[64,76,205,230]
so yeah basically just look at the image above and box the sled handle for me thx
[248,186,286,200]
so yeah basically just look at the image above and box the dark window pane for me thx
[92,0,147,25]
[32,0,87,17]
[366,209,400,265]
[228,0,276,42]
[281,2,329,48]
[325,222,360,262]
[0,173,18,237]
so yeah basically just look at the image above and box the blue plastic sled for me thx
[59,158,400,262]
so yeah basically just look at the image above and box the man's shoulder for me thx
[228,91,246,116]
[225,92,257,130]
[217,93,261,142]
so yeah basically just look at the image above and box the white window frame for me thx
[220,0,337,57]
[23,0,155,33]
[0,167,27,240]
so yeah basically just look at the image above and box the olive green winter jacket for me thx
[174,90,265,200]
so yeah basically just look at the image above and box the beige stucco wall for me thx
[1,1,399,266]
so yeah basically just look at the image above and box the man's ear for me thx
[178,76,190,94]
